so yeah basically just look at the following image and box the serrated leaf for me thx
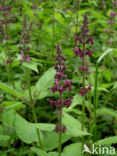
[96,136,117,145]
[62,112,90,137]
[42,132,71,151]
[36,67,56,90]
[15,113,43,144]
[62,143,82,156]
[23,61,39,73]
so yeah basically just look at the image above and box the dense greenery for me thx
[0,0,117,155]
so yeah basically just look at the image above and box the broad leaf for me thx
[23,61,39,73]
[96,136,117,145]
[62,143,82,156]
[62,112,90,137]
[0,82,23,98]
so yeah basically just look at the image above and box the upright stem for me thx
[26,67,42,149]
[76,0,79,34]
[58,95,62,156]
[81,43,85,149]
[52,0,55,55]
[4,0,15,88]
[94,63,98,142]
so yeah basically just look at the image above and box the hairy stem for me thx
[58,95,62,156]
[52,0,55,55]
[94,63,98,142]
[26,67,42,149]
[81,43,85,149]
[4,0,15,88]
[76,0,79,33]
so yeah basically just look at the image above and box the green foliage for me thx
[0,82,23,98]
[62,112,90,137]
[0,0,117,155]
[96,136,117,145]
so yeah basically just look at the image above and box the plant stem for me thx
[4,0,15,88]
[32,105,43,149]
[58,95,62,156]
[81,42,85,149]
[94,63,98,142]
[76,0,79,34]
[52,0,55,55]
[26,67,42,149]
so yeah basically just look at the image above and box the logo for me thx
[83,144,115,155]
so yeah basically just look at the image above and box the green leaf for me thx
[66,94,83,111]
[0,135,10,147]
[42,132,71,151]
[31,148,47,156]
[1,101,25,110]
[112,82,117,90]
[0,82,23,98]
[36,67,56,90]
[34,123,55,132]
[97,49,113,63]
[31,148,58,156]
[62,112,90,137]
[15,113,43,144]
[1,109,16,126]
[35,68,56,99]
[97,108,117,117]
[62,143,82,156]
[23,61,38,73]
[96,136,117,145]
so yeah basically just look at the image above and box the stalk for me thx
[81,42,85,149]
[4,0,15,88]
[58,95,62,156]
[75,0,79,33]
[26,67,42,149]
[94,63,98,142]
[52,0,55,55]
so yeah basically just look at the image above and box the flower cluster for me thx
[72,14,93,96]
[104,2,117,45]
[19,16,32,63]
[113,0,117,8]
[47,45,73,133]
[0,1,13,41]
[55,125,67,133]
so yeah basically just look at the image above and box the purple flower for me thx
[50,86,57,93]
[54,125,67,133]
[62,125,67,133]
[73,35,82,44]
[25,55,32,62]
[64,97,73,108]
[63,80,72,91]
[79,66,88,71]
[21,51,24,58]
[110,11,116,18]
[72,47,83,58]
[47,98,57,108]
[85,50,93,57]
[58,87,64,94]
[79,88,87,96]
[87,85,93,91]
[86,38,94,45]
[48,45,73,134]
[55,72,65,79]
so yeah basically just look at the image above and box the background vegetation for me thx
[0,0,117,155]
